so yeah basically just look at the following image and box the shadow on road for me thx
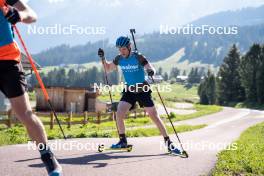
[16,152,169,169]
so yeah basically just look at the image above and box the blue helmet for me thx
[116,36,131,48]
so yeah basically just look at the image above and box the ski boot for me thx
[41,150,62,176]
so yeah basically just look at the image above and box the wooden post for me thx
[97,112,101,124]
[50,112,54,130]
[109,111,113,120]
[7,109,12,128]
[68,111,72,129]
[112,112,116,121]
[134,110,137,119]
[83,111,88,125]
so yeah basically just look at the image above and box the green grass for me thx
[0,123,206,146]
[30,82,199,104]
[152,83,199,104]
[164,104,223,122]
[212,122,264,176]
[0,82,223,146]
[28,91,36,101]
[125,124,206,137]
[98,83,200,103]
[0,124,29,146]
[0,102,222,146]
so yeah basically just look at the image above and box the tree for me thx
[198,82,209,104]
[182,70,187,76]
[206,71,216,105]
[169,67,180,80]
[163,72,169,81]
[188,67,201,84]
[217,44,245,104]
[239,44,261,102]
[157,67,163,75]
[256,45,264,104]
[68,69,77,86]
[57,68,67,86]
[198,69,216,105]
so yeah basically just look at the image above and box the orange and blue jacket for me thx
[0,8,21,62]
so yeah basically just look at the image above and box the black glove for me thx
[5,6,21,25]
[98,48,105,59]
[147,69,155,77]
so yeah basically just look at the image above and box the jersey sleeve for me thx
[113,55,121,65]
[6,0,19,6]
[137,53,149,66]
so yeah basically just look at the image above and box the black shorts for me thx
[0,61,27,98]
[120,89,155,109]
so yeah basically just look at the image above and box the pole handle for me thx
[130,29,138,51]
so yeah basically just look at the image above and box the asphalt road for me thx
[0,107,263,176]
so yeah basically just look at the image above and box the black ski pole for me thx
[13,25,67,140]
[99,53,120,135]
[129,28,188,158]
[150,76,188,158]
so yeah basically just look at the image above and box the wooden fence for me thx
[0,109,146,129]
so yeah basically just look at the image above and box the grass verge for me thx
[212,122,264,176]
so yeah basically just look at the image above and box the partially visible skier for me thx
[0,0,62,175]
[98,36,182,155]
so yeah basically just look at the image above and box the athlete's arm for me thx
[7,0,37,24]
[98,48,118,73]
[102,59,118,73]
[138,53,156,76]
[145,63,156,75]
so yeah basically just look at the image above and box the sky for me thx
[23,0,264,25]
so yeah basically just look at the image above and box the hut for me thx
[35,86,99,113]
[86,87,99,112]
[35,87,65,112]
[64,88,86,113]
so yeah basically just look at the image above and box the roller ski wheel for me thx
[98,144,133,152]
[168,150,189,158]
[98,144,105,152]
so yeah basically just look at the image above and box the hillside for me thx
[152,48,216,73]
[32,23,264,67]
[192,5,264,26]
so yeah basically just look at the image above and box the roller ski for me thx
[98,140,133,152]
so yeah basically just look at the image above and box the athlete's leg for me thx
[9,92,47,144]
[116,101,132,134]
[144,106,169,137]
